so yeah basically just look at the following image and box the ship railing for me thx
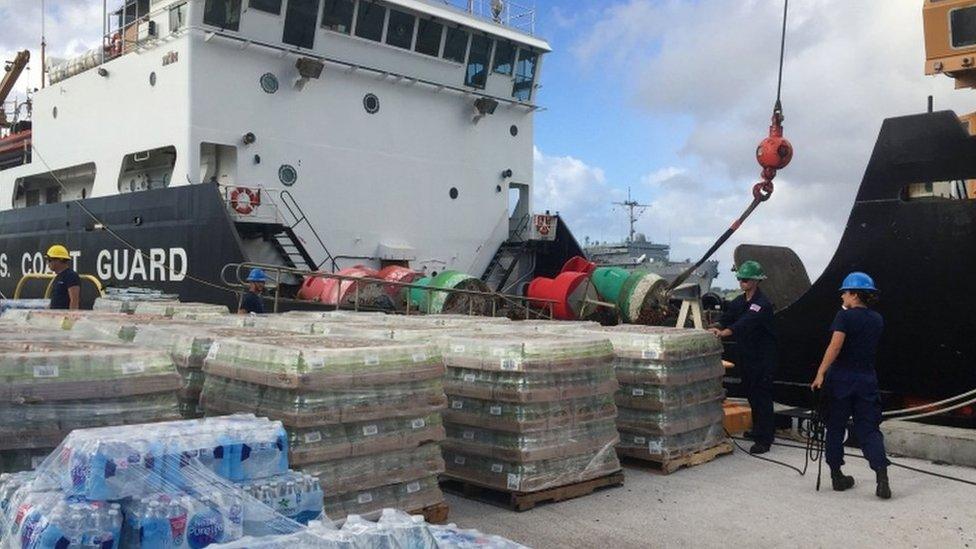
[443,0,536,34]
[221,261,557,318]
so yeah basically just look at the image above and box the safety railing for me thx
[444,0,536,34]
[278,190,337,272]
[221,261,556,318]
[13,273,105,299]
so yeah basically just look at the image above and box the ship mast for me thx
[612,187,650,244]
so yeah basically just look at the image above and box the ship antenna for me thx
[40,0,46,89]
[611,187,650,244]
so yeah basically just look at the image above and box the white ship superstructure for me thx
[0,0,551,293]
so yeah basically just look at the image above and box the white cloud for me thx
[567,0,972,288]
[532,146,628,245]
[0,1,103,105]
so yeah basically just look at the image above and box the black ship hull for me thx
[732,111,976,421]
[0,183,246,309]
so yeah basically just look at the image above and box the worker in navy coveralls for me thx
[238,268,268,314]
[811,271,891,499]
[709,260,777,455]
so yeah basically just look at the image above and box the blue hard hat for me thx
[246,268,269,283]
[839,271,877,292]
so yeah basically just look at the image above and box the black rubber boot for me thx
[830,467,855,491]
[876,468,892,499]
[748,442,770,455]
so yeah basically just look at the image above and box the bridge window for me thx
[386,9,415,49]
[283,0,321,48]
[169,2,187,33]
[443,27,469,64]
[321,0,354,33]
[13,163,96,209]
[513,48,538,101]
[355,1,386,42]
[493,40,516,75]
[465,34,492,89]
[249,0,281,15]
[203,0,242,31]
[951,6,976,48]
[415,19,443,56]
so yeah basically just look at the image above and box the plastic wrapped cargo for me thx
[443,443,620,493]
[616,421,727,461]
[444,394,618,432]
[132,301,230,318]
[579,325,723,361]
[299,444,445,498]
[437,332,615,373]
[0,416,309,549]
[615,398,725,436]
[444,366,618,403]
[443,419,619,462]
[201,376,447,428]
[203,335,444,390]
[288,415,445,465]
[614,377,726,411]
[322,475,443,521]
[613,354,726,386]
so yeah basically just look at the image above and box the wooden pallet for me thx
[619,441,734,475]
[411,501,450,524]
[441,471,625,512]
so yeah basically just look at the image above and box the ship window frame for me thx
[414,17,444,57]
[248,0,282,15]
[465,33,493,89]
[203,0,242,32]
[493,40,516,75]
[169,2,188,33]
[385,8,416,50]
[512,47,538,102]
[950,6,976,49]
[355,0,386,42]
[282,0,322,49]
[442,26,469,64]
[320,0,355,34]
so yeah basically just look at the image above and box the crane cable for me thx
[668,0,791,292]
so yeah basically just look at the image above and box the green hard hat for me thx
[736,260,767,280]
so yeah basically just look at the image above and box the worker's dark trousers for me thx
[825,367,891,471]
[741,355,776,446]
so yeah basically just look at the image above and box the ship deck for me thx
[448,443,976,548]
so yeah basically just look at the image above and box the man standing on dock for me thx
[709,260,777,454]
[46,244,80,310]
[238,268,268,314]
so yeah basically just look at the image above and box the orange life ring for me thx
[229,187,260,215]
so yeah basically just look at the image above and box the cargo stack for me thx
[200,335,449,520]
[0,340,182,473]
[584,326,728,469]
[438,332,622,498]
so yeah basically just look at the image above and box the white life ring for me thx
[229,187,260,215]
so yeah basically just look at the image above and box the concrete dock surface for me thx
[446,443,976,548]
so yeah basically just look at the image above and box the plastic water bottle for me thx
[185,493,227,548]
[140,500,172,549]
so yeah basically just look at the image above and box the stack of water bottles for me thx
[438,331,623,493]
[0,338,182,474]
[0,414,323,548]
[579,325,728,462]
[200,335,449,519]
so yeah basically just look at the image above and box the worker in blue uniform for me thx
[811,272,891,499]
[46,244,81,310]
[709,260,777,454]
[238,268,268,314]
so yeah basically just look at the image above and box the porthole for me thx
[363,93,380,114]
[510,125,518,137]
[449,187,459,200]
[279,164,298,186]
[260,72,279,94]
[52,107,58,119]
[149,72,157,86]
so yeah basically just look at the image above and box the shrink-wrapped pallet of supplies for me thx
[0,340,183,473]
[0,415,519,548]
[580,325,728,463]
[438,332,622,494]
[200,335,449,520]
